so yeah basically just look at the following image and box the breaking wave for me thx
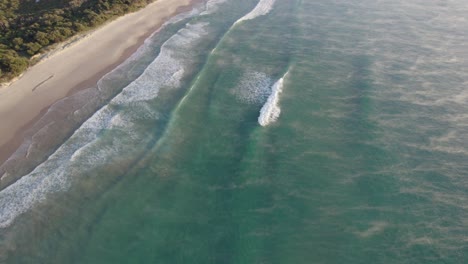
[0,14,213,228]
[258,71,289,126]
[235,0,276,25]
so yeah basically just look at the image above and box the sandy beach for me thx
[0,0,197,165]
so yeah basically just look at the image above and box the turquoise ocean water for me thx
[1,0,468,262]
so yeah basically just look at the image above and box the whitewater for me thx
[0,0,279,230]
[0,3,220,229]
[235,0,276,24]
[2,0,468,263]
[258,71,289,126]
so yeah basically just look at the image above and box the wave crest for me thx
[258,71,289,126]
[235,0,276,25]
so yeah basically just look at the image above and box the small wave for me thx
[0,0,245,230]
[0,10,214,228]
[97,5,203,91]
[235,0,276,25]
[112,22,208,104]
[258,71,289,126]
[0,2,208,189]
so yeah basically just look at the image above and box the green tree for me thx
[12,37,23,51]
[35,32,49,46]
[0,0,154,80]
[24,42,42,55]
[0,53,28,75]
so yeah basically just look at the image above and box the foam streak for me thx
[0,9,215,229]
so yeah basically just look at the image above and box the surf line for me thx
[32,74,54,92]
[209,0,277,56]
[258,70,289,127]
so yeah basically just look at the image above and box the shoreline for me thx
[0,0,201,166]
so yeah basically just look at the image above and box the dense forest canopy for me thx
[0,0,153,81]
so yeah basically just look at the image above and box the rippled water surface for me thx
[1,0,468,263]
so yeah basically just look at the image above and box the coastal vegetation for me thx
[0,0,153,82]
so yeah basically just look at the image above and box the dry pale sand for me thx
[0,0,196,163]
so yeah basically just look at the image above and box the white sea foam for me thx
[258,71,289,127]
[235,0,276,25]
[234,71,272,104]
[0,14,213,228]
[201,0,228,15]
[112,22,208,105]
[97,6,203,90]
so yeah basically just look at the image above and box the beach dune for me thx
[0,0,194,164]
